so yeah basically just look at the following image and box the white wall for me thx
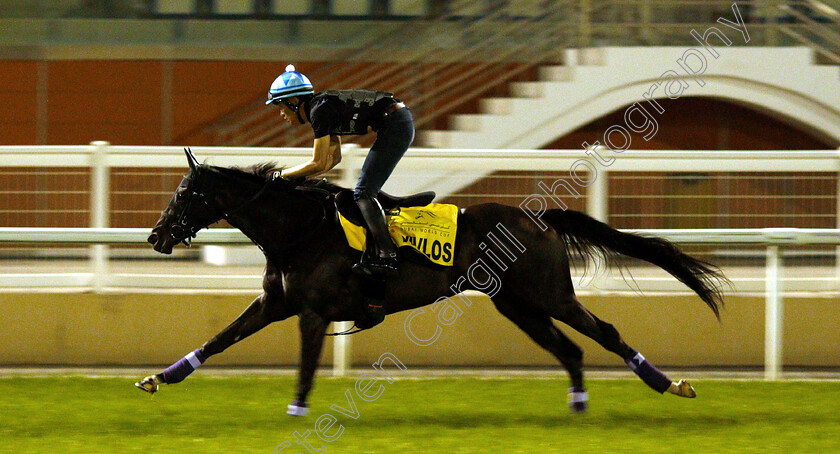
[424,47,840,149]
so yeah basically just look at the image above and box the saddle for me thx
[334,189,436,225]
[334,189,436,331]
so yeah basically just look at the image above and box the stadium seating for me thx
[272,0,310,15]
[215,0,254,15]
[332,0,371,16]
[156,0,195,15]
[391,0,426,16]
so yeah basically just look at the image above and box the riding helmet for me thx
[265,64,314,105]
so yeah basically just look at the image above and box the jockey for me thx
[266,64,414,278]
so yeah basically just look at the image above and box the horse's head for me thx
[148,148,224,254]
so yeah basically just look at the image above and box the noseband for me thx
[169,167,331,256]
[170,168,223,247]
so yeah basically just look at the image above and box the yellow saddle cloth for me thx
[338,203,459,266]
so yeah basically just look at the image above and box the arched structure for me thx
[422,47,840,149]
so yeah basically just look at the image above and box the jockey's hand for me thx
[271,170,305,186]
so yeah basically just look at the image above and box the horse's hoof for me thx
[667,379,697,398]
[135,375,161,394]
[570,401,588,413]
[287,400,309,416]
[568,388,588,413]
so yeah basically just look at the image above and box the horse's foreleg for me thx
[491,296,588,412]
[288,309,328,416]
[553,297,694,397]
[135,292,290,394]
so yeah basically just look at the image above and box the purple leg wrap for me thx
[162,349,205,384]
[626,352,671,393]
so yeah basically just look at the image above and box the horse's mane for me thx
[216,162,344,193]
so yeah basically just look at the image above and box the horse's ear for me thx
[184,147,199,171]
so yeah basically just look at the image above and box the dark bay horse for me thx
[137,149,726,414]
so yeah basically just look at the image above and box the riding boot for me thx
[352,195,399,278]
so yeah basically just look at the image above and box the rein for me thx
[205,175,332,258]
[175,167,374,337]
[267,200,330,258]
[256,185,333,258]
[213,178,370,336]
[325,325,366,336]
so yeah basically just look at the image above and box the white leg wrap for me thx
[185,351,203,369]
[287,403,309,416]
[568,389,589,404]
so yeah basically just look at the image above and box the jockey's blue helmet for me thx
[265,64,314,105]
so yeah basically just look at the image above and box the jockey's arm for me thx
[281,135,341,179]
[325,135,342,169]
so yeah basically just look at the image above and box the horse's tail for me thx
[542,209,726,319]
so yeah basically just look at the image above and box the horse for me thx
[136,148,726,414]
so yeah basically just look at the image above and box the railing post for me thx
[587,164,608,223]
[36,61,48,145]
[89,141,110,293]
[836,147,840,289]
[765,0,781,45]
[585,161,608,290]
[579,0,592,48]
[161,61,174,145]
[331,144,362,376]
[639,0,651,44]
[765,245,783,380]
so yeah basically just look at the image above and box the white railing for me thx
[0,226,838,380]
[2,143,840,379]
[2,143,839,294]
[3,143,839,227]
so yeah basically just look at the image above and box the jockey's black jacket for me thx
[306,90,399,138]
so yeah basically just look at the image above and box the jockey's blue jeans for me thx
[354,107,415,200]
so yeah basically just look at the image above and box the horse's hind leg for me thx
[491,296,589,412]
[135,292,292,394]
[550,296,695,398]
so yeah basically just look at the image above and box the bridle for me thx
[169,166,331,256]
[169,168,223,247]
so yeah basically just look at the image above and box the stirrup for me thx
[355,298,386,330]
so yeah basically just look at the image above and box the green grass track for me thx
[1,376,838,453]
